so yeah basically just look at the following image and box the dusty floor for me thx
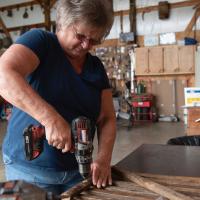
[0,120,185,181]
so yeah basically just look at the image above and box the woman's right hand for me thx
[43,115,72,153]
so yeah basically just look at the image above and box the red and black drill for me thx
[23,116,93,178]
[23,125,45,161]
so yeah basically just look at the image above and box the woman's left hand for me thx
[90,158,112,188]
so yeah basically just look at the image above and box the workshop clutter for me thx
[112,79,158,127]
[94,45,136,122]
[131,93,157,121]
[0,97,12,121]
[94,45,134,94]
[128,81,158,126]
[0,180,57,200]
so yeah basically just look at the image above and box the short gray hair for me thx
[56,0,114,37]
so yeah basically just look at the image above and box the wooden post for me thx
[184,8,200,38]
[129,0,136,42]
[43,0,51,31]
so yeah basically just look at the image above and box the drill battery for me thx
[23,125,45,161]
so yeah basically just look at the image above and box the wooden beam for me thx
[0,0,199,39]
[0,0,199,17]
[129,0,136,42]
[34,0,43,5]
[50,0,57,8]
[114,0,200,17]
[112,166,193,200]
[114,10,129,17]
[43,0,51,31]
[0,1,39,12]
[119,11,123,33]
[137,0,200,14]
[184,8,200,37]
[1,23,46,32]
[60,178,92,200]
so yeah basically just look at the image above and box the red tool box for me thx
[129,93,157,125]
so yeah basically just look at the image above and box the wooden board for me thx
[179,46,195,73]
[149,47,163,74]
[72,172,200,200]
[164,46,179,73]
[135,45,195,76]
[151,80,175,116]
[64,144,200,199]
[135,47,149,75]
[186,107,200,135]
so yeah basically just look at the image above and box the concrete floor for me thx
[111,120,185,164]
[0,120,185,182]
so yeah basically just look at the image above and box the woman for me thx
[0,0,116,195]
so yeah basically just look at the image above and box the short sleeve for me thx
[15,29,48,62]
[81,54,111,91]
[95,57,111,90]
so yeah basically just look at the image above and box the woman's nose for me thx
[81,39,92,50]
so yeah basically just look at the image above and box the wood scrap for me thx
[59,167,200,199]
[112,166,194,200]
[60,177,92,200]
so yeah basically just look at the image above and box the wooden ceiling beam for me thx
[34,0,43,5]
[0,1,39,12]
[137,0,200,14]
[50,0,57,8]
[0,0,199,35]
[0,23,46,32]
[0,0,198,17]
[43,0,51,31]
[129,0,136,40]
[114,0,200,17]
[184,7,200,37]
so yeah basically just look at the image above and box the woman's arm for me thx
[91,88,116,188]
[0,44,71,152]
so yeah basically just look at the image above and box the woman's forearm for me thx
[0,67,58,124]
[97,116,116,163]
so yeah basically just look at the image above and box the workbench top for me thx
[116,144,200,177]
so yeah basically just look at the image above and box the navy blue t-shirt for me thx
[2,29,110,171]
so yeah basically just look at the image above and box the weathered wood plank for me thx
[60,178,92,200]
[138,173,200,187]
[112,166,194,200]
[81,189,158,200]
[62,166,200,199]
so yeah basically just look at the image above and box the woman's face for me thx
[57,22,105,58]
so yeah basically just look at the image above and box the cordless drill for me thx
[23,116,93,179]
[71,116,93,178]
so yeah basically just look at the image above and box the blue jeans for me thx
[3,154,83,195]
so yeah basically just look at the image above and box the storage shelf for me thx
[136,72,195,76]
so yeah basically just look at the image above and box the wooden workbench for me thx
[66,144,200,199]
[116,144,200,177]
